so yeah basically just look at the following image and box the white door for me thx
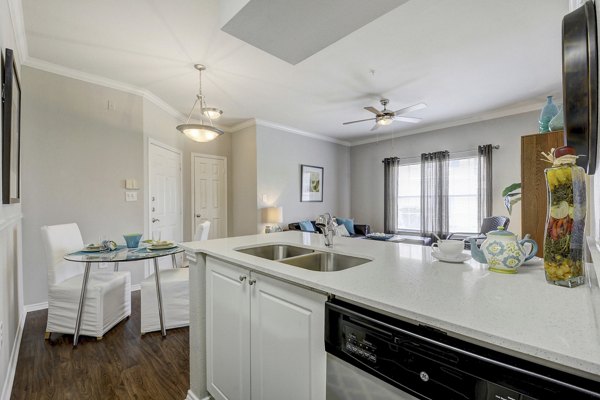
[192,154,227,239]
[149,141,182,245]
[206,257,251,400]
[250,272,327,400]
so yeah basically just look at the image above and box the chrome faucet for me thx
[315,213,335,247]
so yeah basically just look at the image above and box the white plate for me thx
[148,244,177,251]
[81,245,103,253]
[431,251,471,263]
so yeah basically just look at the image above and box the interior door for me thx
[192,154,227,239]
[149,141,182,246]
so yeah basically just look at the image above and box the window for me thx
[396,156,479,233]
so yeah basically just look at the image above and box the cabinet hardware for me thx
[248,279,256,286]
[152,218,160,223]
[239,275,246,282]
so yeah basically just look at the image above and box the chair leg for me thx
[44,331,51,340]
[96,336,103,341]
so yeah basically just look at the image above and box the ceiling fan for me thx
[343,99,427,131]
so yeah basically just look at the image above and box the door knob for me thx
[196,214,201,218]
[152,218,160,223]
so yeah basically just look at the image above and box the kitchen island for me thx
[180,231,600,400]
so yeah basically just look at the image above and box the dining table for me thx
[64,244,184,346]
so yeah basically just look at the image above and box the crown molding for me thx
[7,0,28,66]
[228,118,352,146]
[22,57,188,122]
[350,103,542,147]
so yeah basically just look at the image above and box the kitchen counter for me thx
[181,231,600,381]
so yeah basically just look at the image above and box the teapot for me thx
[470,227,538,273]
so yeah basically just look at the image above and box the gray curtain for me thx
[477,144,493,228]
[420,151,449,238]
[383,157,401,233]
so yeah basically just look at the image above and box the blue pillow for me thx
[336,217,355,235]
[299,220,316,232]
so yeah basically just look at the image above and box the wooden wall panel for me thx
[521,131,565,257]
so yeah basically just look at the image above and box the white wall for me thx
[256,125,351,231]
[350,111,540,235]
[0,0,25,397]
[231,125,257,236]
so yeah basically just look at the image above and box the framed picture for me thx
[2,48,20,204]
[300,164,323,202]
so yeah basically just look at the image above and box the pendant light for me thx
[177,64,224,142]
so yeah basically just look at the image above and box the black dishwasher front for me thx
[325,299,600,400]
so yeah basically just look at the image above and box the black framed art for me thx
[2,48,21,204]
[300,164,323,202]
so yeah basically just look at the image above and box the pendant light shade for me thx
[176,64,224,142]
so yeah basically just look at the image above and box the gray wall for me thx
[256,125,351,231]
[0,0,26,396]
[21,67,145,305]
[142,99,232,241]
[350,111,540,235]
[231,125,257,236]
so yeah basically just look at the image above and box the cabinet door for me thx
[250,272,327,400]
[206,257,251,400]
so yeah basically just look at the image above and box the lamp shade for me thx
[177,124,223,142]
[262,207,283,224]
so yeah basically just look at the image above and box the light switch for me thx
[125,191,137,202]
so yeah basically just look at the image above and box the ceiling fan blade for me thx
[394,116,421,123]
[342,117,376,125]
[364,106,381,115]
[394,103,427,115]
[370,123,381,131]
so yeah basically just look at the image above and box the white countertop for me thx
[181,231,600,380]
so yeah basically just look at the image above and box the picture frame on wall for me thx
[2,48,21,204]
[300,164,323,202]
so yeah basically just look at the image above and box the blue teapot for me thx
[470,227,538,274]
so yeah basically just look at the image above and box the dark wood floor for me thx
[10,291,189,400]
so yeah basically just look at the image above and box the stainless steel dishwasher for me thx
[325,298,600,400]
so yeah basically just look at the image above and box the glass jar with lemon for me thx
[543,146,586,287]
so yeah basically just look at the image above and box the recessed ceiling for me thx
[21,0,568,143]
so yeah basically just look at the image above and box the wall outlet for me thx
[125,191,137,202]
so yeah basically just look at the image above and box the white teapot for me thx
[470,227,538,273]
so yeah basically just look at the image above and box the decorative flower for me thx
[503,255,521,268]
[487,241,505,256]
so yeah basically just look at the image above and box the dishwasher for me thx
[325,298,600,400]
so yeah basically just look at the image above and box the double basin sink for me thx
[236,244,371,272]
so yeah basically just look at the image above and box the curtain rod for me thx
[382,144,500,162]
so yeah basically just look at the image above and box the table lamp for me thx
[262,207,283,233]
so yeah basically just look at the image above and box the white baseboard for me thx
[1,310,26,400]
[24,301,48,312]
[186,389,211,400]
[131,283,141,292]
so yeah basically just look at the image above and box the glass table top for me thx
[64,244,184,263]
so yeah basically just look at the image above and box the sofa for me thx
[288,221,370,238]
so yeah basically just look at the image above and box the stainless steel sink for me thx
[279,252,371,272]
[236,244,314,260]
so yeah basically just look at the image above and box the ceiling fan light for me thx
[377,116,393,126]
[177,124,224,142]
[202,107,223,119]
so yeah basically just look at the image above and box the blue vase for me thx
[539,95,559,133]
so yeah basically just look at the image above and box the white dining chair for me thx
[194,220,211,241]
[140,221,211,334]
[41,223,131,340]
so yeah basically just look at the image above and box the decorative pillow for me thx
[335,224,350,237]
[336,217,355,235]
[299,220,316,232]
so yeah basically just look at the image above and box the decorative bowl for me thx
[123,233,143,248]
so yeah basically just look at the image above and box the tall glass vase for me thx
[543,146,586,287]
[539,95,559,133]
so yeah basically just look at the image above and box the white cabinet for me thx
[206,257,327,400]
